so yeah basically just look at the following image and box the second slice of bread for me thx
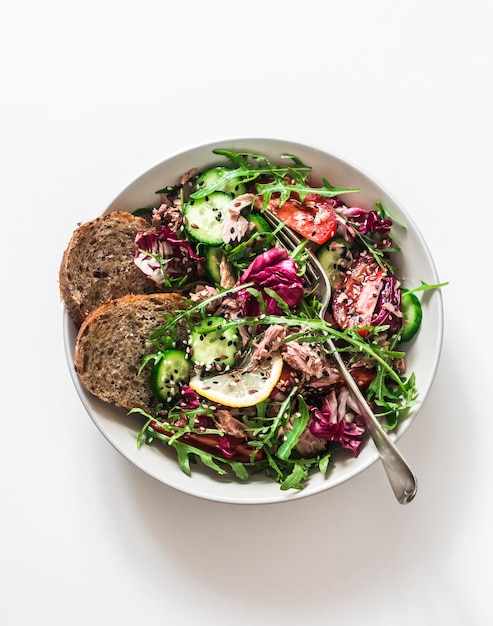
[74,292,189,412]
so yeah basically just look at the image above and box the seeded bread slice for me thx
[74,293,189,411]
[59,211,157,326]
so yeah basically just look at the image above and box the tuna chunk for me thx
[282,341,328,380]
[251,324,287,364]
[222,194,255,243]
[214,409,249,439]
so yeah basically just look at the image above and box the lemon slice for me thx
[189,352,284,408]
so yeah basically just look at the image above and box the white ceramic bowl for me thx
[63,138,443,504]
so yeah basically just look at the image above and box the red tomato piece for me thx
[150,421,262,463]
[332,251,385,331]
[266,194,338,244]
[270,363,298,400]
[180,432,262,463]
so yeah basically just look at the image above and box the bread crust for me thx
[74,293,189,411]
[59,211,158,326]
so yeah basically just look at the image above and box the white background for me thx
[1,1,491,624]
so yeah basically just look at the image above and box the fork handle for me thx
[328,339,418,504]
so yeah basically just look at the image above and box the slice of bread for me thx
[74,292,190,411]
[60,211,158,326]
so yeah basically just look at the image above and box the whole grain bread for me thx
[74,292,189,411]
[59,211,157,326]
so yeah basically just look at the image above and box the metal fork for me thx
[263,210,418,504]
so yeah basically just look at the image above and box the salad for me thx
[130,149,443,490]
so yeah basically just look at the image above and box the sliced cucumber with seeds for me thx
[150,350,191,401]
[195,166,247,196]
[204,246,225,285]
[189,316,240,370]
[400,291,423,342]
[316,237,351,289]
[183,191,232,245]
[248,213,271,233]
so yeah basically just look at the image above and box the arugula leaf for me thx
[404,280,449,295]
[189,149,359,209]
[149,281,254,341]
[243,387,298,446]
[280,461,309,491]
[229,462,250,480]
[319,452,331,475]
[174,440,193,476]
[256,177,359,207]
[277,396,310,460]
[263,287,292,315]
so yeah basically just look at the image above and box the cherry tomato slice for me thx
[266,194,338,245]
[150,421,262,463]
[270,363,298,400]
[332,252,385,331]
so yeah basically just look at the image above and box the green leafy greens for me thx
[190,149,359,207]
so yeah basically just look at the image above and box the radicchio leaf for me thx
[340,206,392,235]
[178,385,201,410]
[309,395,365,457]
[371,276,403,331]
[236,246,304,316]
[134,226,201,285]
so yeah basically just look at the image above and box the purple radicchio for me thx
[371,276,403,332]
[134,226,201,285]
[178,385,201,410]
[339,206,393,236]
[236,246,304,316]
[218,436,235,459]
[309,391,366,456]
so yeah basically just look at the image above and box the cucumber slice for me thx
[195,167,247,196]
[400,291,423,342]
[150,350,191,401]
[204,246,224,284]
[183,191,232,245]
[189,316,241,370]
[316,238,350,288]
[248,213,271,233]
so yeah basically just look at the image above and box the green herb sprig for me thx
[190,149,359,208]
